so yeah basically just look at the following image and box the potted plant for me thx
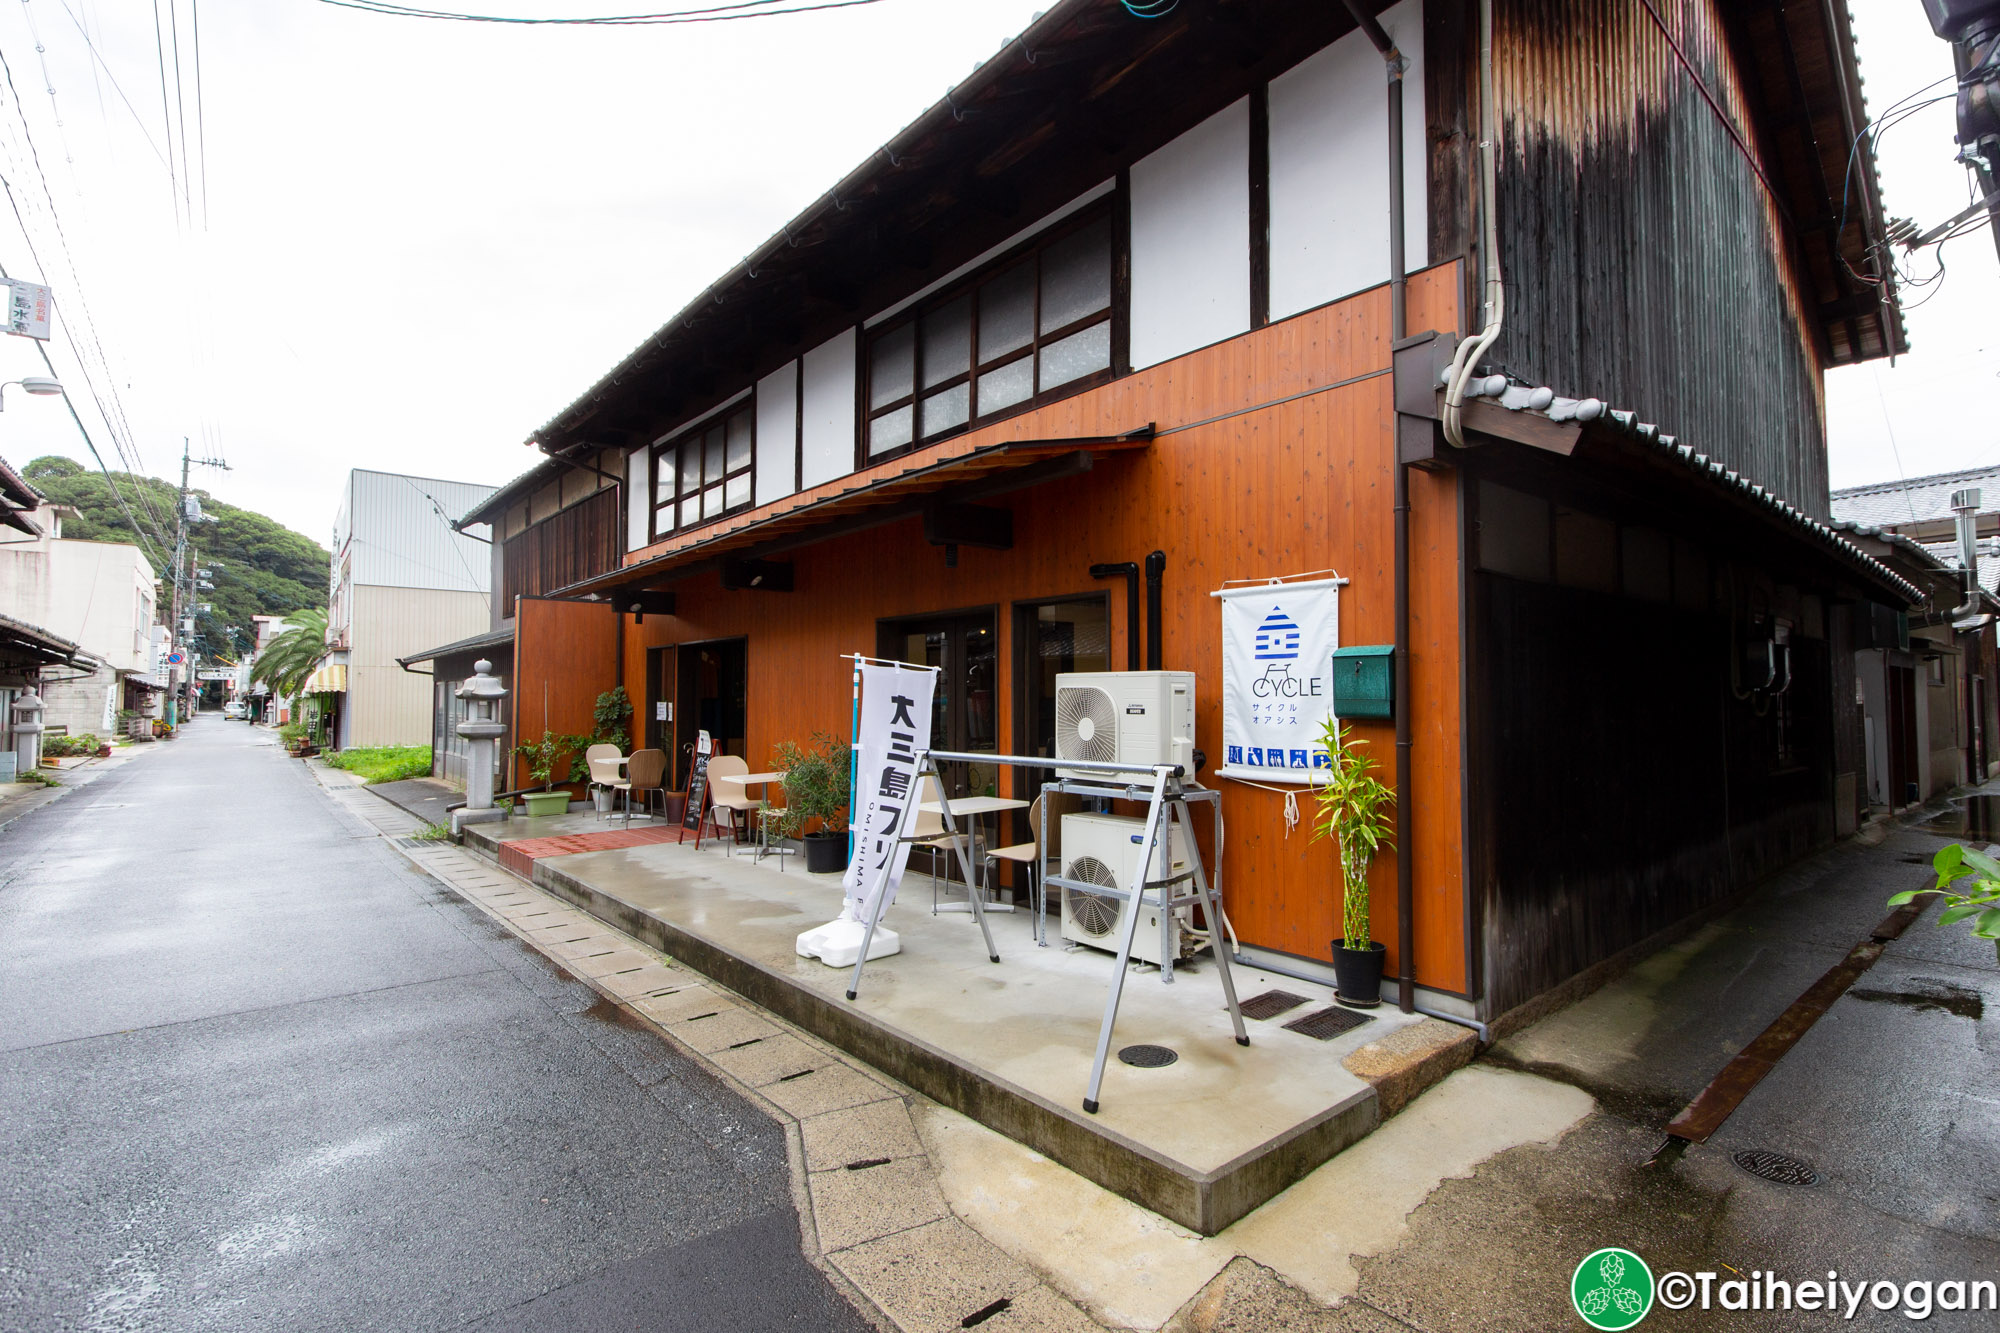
[514,730,586,817]
[592,686,633,753]
[772,732,851,873]
[1310,716,1397,1008]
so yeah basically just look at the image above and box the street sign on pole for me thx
[167,651,185,666]
[196,669,233,681]
[3,280,52,339]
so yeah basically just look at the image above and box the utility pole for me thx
[168,437,229,725]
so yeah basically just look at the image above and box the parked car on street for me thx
[223,700,246,720]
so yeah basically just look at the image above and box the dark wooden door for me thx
[878,612,997,799]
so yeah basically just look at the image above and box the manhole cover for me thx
[1283,1006,1374,1040]
[1238,989,1310,1021]
[1118,1044,1179,1068]
[1732,1149,1818,1186]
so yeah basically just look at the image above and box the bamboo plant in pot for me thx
[772,732,851,873]
[1310,715,1397,1008]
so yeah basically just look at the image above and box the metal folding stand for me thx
[844,748,1001,1002]
[842,747,1248,1115]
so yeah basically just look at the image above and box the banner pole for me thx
[848,653,862,863]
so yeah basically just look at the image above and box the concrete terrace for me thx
[447,804,1467,1234]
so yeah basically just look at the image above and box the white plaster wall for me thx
[48,541,154,671]
[626,447,651,552]
[1129,97,1251,371]
[755,360,800,505]
[800,328,857,491]
[1268,0,1428,321]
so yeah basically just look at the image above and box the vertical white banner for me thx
[1213,578,1341,784]
[841,663,938,923]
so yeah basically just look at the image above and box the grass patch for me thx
[412,821,453,842]
[324,746,432,785]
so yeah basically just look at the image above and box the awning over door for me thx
[555,427,1154,601]
[302,664,348,694]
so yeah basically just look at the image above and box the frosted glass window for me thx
[871,404,913,455]
[1038,322,1111,389]
[1040,218,1110,334]
[725,413,752,471]
[652,400,756,540]
[979,261,1035,359]
[871,323,914,409]
[921,384,969,439]
[978,358,1034,414]
[922,296,972,389]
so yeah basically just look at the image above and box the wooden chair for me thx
[584,743,627,822]
[625,749,668,822]
[704,754,757,853]
[911,773,970,911]
[984,795,1045,911]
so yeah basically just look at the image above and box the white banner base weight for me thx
[797,918,901,968]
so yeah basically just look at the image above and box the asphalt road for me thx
[0,718,871,1333]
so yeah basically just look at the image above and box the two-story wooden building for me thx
[462,0,1912,1032]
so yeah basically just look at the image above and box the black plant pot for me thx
[1331,938,1386,1009]
[804,831,847,874]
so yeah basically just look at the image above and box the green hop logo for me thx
[1570,1248,1653,1329]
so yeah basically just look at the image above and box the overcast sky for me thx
[0,0,1988,547]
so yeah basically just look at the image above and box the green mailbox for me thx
[1332,645,1396,720]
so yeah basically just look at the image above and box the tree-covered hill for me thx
[22,456,328,662]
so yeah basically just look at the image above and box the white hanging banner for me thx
[1212,577,1342,785]
[840,662,939,923]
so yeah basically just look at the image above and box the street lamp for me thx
[0,376,63,410]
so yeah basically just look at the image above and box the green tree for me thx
[249,609,330,698]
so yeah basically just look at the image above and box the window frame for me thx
[648,400,756,546]
[861,205,1121,467]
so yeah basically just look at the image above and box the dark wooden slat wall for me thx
[504,488,622,607]
[1489,0,1832,517]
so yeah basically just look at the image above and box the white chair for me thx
[982,794,1045,913]
[705,754,758,853]
[585,743,626,822]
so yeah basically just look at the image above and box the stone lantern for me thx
[11,687,45,773]
[453,660,508,833]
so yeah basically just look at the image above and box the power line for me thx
[150,0,180,231]
[54,0,172,172]
[191,0,207,230]
[313,0,888,25]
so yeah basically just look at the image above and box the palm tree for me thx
[249,609,330,699]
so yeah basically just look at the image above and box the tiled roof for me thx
[1829,463,2000,530]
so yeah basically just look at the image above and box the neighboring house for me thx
[324,469,496,749]
[1833,466,2000,802]
[481,0,1910,1028]
[397,452,619,786]
[0,456,161,740]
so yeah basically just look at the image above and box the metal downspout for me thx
[1341,0,1414,1014]
[1144,551,1166,671]
[1090,562,1142,671]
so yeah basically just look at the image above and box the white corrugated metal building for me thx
[327,469,496,748]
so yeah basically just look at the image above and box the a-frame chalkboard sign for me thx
[681,731,714,845]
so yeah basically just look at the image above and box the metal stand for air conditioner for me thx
[839,745,1248,1114]
[844,750,1001,1004]
[1042,762,1247,1113]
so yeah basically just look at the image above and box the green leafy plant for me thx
[323,745,433,785]
[771,732,851,839]
[17,767,60,786]
[591,686,633,752]
[249,610,331,699]
[277,720,309,746]
[1309,716,1397,950]
[514,730,590,791]
[1890,843,2000,965]
[41,733,101,758]
[411,820,453,842]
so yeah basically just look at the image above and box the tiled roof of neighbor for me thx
[1829,463,2000,530]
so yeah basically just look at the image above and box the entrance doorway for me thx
[1013,594,1112,761]
[878,610,997,801]
[671,638,747,789]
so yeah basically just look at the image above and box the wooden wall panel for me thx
[600,266,1466,992]
[513,596,619,790]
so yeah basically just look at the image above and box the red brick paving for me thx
[497,825,685,878]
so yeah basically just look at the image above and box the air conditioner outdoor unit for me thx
[1053,670,1195,780]
[1059,813,1193,965]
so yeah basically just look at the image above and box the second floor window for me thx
[652,402,753,541]
[866,211,1114,460]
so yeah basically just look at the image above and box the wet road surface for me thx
[0,718,869,1332]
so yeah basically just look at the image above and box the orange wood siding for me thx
[512,596,620,790]
[588,268,1466,992]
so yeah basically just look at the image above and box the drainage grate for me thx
[1237,989,1311,1021]
[1732,1149,1818,1186]
[1283,1006,1374,1040]
[1118,1044,1179,1068]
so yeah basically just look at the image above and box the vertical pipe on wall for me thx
[1341,0,1415,1013]
[1091,562,1142,671]
[1145,551,1166,671]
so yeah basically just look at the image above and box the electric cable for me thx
[314,0,886,24]
[150,0,180,232]
[54,0,171,171]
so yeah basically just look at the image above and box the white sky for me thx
[0,0,1989,546]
